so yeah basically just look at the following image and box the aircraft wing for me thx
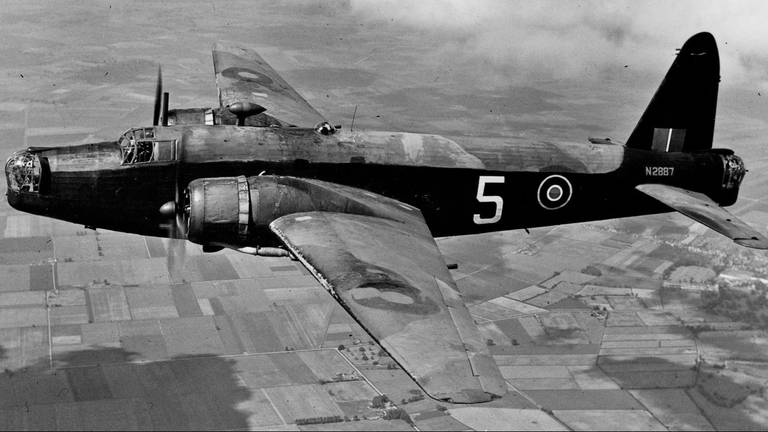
[636,184,768,249]
[213,42,327,127]
[269,192,507,403]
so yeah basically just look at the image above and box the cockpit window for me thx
[119,128,176,165]
[6,151,42,193]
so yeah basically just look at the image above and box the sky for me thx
[345,0,768,88]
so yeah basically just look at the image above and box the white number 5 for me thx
[473,176,505,224]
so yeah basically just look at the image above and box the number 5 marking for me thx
[473,176,505,224]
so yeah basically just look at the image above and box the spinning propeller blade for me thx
[165,189,188,281]
[161,127,189,279]
[153,66,162,126]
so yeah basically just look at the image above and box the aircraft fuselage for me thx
[6,125,742,246]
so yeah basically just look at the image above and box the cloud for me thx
[347,0,768,88]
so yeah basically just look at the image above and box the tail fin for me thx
[626,32,720,153]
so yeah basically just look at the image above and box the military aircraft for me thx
[5,32,767,403]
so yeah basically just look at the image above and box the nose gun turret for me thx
[6,150,43,194]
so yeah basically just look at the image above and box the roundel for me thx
[220,67,274,87]
[537,175,572,210]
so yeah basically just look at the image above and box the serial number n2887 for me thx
[645,166,674,176]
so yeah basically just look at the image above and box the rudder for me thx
[626,32,720,153]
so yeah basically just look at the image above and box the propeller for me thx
[165,194,188,282]
[162,181,189,282]
[153,66,162,126]
[151,64,186,278]
[166,141,190,281]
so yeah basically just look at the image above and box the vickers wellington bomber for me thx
[6,32,767,403]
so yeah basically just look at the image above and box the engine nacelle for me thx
[166,108,287,127]
[166,108,216,126]
[187,176,250,246]
[185,175,383,249]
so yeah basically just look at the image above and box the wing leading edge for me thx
[269,191,506,403]
[637,184,768,249]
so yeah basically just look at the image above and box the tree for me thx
[371,394,390,408]
[581,265,602,276]
[384,408,413,425]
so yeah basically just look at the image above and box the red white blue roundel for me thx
[537,175,572,210]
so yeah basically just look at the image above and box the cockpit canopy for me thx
[119,127,177,165]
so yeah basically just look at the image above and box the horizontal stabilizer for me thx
[636,184,768,249]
